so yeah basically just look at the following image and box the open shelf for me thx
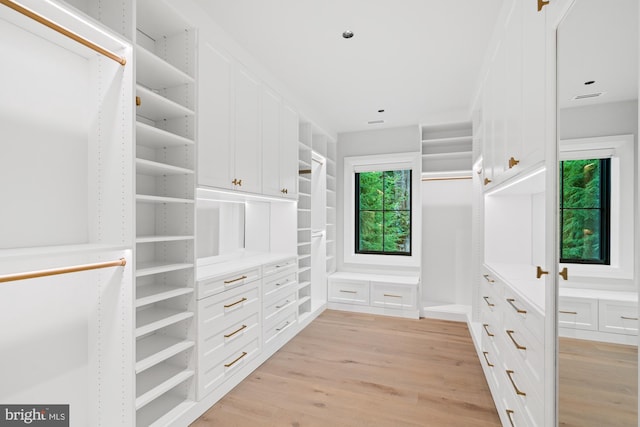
[136,45,195,90]
[136,159,194,176]
[136,335,195,374]
[135,362,194,410]
[136,85,194,121]
[136,262,194,277]
[136,393,194,427]
[136,235,194,244]
[135,307,194,337]
[136,122,194,149]
[136,284,194,308]
[137,195,195,204]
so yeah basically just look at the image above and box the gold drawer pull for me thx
[339,290,357,294]
[482,323,494,337]
[559,267,569,281]
[135,96,141,106]
[383,293,402,298]
[506,409,516,427]
[536,266,549,279]
[506,298,527,314]
[559,310,577,315]
[484,177,492,185]
[224,351,247,368]
[482,351,494,367]
[508,156,520,169]
[224,297,247,309]
[538,0,549,12]
[506,330,527,350]
[224,324,247,338]
[621,316,639,321]
[276,321,290,331]
[224,275,247,284]
[506,370,526,396]
[483,296,495,307]
[275,300,290,309]
[483,274,495,283]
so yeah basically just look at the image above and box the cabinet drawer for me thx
[197,266,261,300]
[599,300,639,335]
[370,282,417,310]
[501,317,544,390]
[199,312,259,364]
[328,279,369,305]
[480,287,502,314]
[503,287,544,344]
[499,359,544,427]
[198,333,260,399]
[198,284,260,336]
[263,257,297,277]
[264,307,297,345]
[558,296,598,331]
[263,270,297,300]
[481,268,504,297]
[264,290,297,324]
[480,308,501,346]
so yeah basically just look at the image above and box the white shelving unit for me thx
[325,140,337,275]
[421,122,473,174]
[297,122,313,319]
[134,0,197,424]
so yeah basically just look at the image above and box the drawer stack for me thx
[263,257,298,347]
[479,267,545,427]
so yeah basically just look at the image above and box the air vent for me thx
[367,120,384,125]
[572,92,604,100]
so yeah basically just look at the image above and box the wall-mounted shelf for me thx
[136,335,195,374]
[421,122,472,173]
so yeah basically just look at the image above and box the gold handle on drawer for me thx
[559,267,569,281]
[340,290,357,294]
[506,298,527,314]
[275,300,290,309]
[224,297,247,308]
[482,351,494,367]
[483,323,494,337]
[224,275,247,284]
[536,266,549,279]
[506,330,527,350]
[538,0,549,12]
[621,316,639,321]
[508,157,520,169]
[483,296,495,307]
[383,293,402,298]
[506,370,526,396]
[559,310,578,315]
[483,274,495,283]
[506,409,516,427]
[224,324,247,338]
[276,321,290,331]
[224,351,247,368]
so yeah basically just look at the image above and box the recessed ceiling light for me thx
[584,80,595,85]
[378,109,385,113]
[342,30,354,39]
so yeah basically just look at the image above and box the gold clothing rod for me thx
[0,258,126,283]
[1,0,127,66]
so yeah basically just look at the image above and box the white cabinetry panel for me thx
[234,65,262,194]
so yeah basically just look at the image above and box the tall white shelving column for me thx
[325,138,337,275]
[134,0,197,425]
[297,122,313,320]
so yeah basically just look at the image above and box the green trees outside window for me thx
[560,158,610,264]
[355,169,411,255]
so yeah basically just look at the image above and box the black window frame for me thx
[559,157,611,265]
[354,169,412,256]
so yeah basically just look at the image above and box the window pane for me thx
[562,159,601,208]
[383,211,411,252]
[358,171,383,210]
[358,211,383,251]
[561,209,602,261]
[383,170,411,210]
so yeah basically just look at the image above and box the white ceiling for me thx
[558,0,638,109]
[193,0,504,134]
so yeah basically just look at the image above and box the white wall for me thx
[337,126,420,274]
[421,180,472,305]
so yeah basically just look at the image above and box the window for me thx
[355,169,411,255]
[560,158,610,264]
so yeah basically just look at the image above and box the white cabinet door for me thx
[261,86,282,197]
[198,42,233,190]
[504,0,523,173]
[280,103,299,199]
[234,66,262,194]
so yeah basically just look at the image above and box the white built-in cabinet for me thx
[262,87,299,199]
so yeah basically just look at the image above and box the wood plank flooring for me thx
[559,337,638,427]
[191,310,500,427]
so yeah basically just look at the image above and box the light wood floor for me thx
[559,337,638,427]
[192,310,500,427]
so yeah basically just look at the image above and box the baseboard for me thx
[422,303,471,322]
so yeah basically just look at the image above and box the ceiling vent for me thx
[572,92,604,100]
[367,120,384,125]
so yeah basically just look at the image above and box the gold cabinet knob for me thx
[135,96,141,106]
[508,156,520,169]
[536,266,549,279]
[237,179,242,186]
[484,177,492,186]
[559,267,568,281]
[538,0,549,12]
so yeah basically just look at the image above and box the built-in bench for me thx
[327,271,420,319]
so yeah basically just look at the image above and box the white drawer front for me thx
[503,287,544,345]
[264,307,297,345]
[198,284,260,336]
[558,296,598,331]
[263,257,297,277]
[501,317,544,392]
[198,333,260,399]
[263,270,297,300]
[199,311,260,361]
[499,359,544,427]
[264,290,297,324]
[328,279,369,306]
[480,308,501,346]
[481,268,504,297]
[197,266,261,300]
[599,300,639,335]
[370,282,417,310]
[480,289,502,314]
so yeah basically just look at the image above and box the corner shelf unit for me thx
[421,122,473,175]
[134,0,197,424]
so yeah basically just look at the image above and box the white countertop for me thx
[485,262,546,313]
[196,251,296,282]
